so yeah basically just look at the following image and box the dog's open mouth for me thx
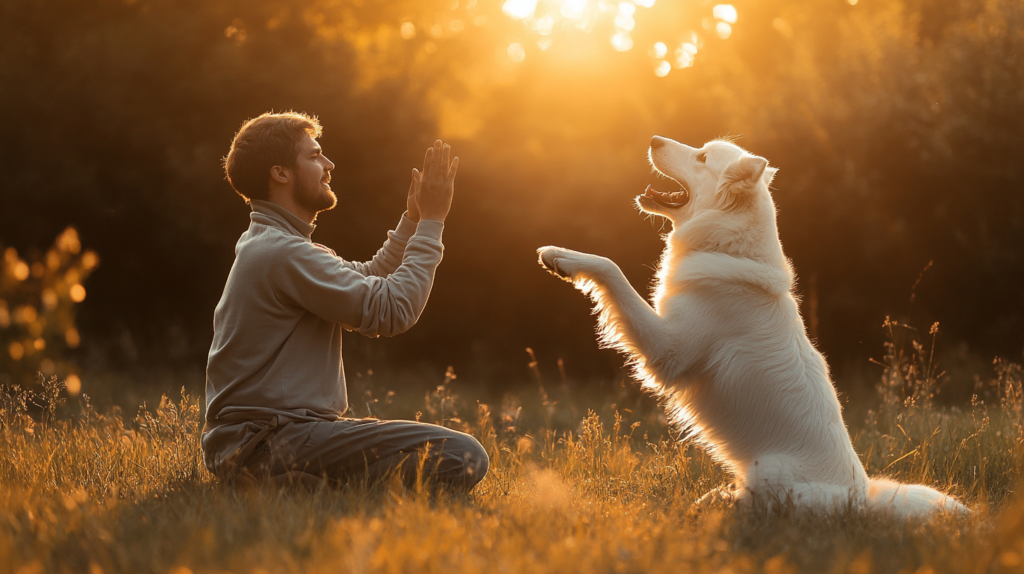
[640,183,690,209]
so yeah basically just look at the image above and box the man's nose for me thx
[324,156,336,171]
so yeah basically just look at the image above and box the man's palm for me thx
[417,140,459,222]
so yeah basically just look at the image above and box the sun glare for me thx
[503,0,539,20]
[561,0,588,19]
[712,4,738,24]
[498,0,734,76]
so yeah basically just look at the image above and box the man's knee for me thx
[444,432,489,488]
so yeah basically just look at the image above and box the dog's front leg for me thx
[537,246,666,361]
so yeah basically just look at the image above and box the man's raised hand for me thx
[406,168,422,221]
[417,139,459,223]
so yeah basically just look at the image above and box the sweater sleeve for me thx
[271,221,444,337]
[340,214,418,277]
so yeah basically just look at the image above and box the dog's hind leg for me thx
[538,246,667,360]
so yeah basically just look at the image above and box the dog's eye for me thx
[697,152,707,163]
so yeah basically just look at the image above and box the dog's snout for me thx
[650,136,668,150]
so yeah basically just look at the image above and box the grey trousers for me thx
[203,417,489,491]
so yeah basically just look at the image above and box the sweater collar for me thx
[249,200,316,240]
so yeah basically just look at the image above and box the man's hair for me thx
[223,111,323,202]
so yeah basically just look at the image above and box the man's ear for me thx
[715,155,768,211]
[269,165,291,185]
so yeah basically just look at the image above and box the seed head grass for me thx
[2,349,1023,574]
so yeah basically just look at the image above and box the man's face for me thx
[293,135,337,214]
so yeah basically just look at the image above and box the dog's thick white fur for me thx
[538,136,968,517]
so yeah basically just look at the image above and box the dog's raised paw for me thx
[537,246,572,280]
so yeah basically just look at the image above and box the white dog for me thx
[537,136,968,517]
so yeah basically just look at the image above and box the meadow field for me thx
[2,332,1024,574]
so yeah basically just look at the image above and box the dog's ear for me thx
[762,166,778,187]
[715,155,768,212]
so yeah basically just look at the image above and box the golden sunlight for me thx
[502,0,539,20]
[498,0,729,75]
[712,4,738,24]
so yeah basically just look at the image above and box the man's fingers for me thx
[422,147,435,180]
[441,143,451,177]
[431,140,442,176]
[409,168,421,193]
[447,156,459,181]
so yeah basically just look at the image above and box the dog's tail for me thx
[866,477,969,517]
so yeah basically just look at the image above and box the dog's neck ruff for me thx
[671,251,792,294]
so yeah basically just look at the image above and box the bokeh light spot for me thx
[508,42,527,62]
[503,0,539,20]
[13,261,29,281]
[561,0,588,19]
[57,227,81,254]
[65,374,82,396]
[400,22,416,39]
[8,341,24,361]
[712,4,738,24]
[654,60,671,77]
[40,358,55,376]
[650,42,668,59]
[14,305,37,325]
[773,18,793,39]
[66,327,81,349]
[533,15,555,35]
[42,289,58,310]
[82,250,100,270]
[611,32,634,51]
[614,13,635,31]
[70,284,87,303]
[716,21,732,39]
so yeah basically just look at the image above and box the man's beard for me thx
[296,176,337,215]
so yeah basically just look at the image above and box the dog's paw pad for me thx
[537,247,572,280]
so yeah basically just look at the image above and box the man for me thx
[202,111,488,491]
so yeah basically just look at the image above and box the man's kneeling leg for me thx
[295,419,489,491]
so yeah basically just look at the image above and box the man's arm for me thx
[340,138,456,277]
[274,229,443,337]
[339,211,418,277]
[275,140,458,337]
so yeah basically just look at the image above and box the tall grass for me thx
[1,340,1023,573]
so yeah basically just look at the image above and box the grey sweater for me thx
[203,200,444,436]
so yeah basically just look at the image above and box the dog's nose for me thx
[650,136,667,149]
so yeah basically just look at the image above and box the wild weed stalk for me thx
[0,328,1022,573]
